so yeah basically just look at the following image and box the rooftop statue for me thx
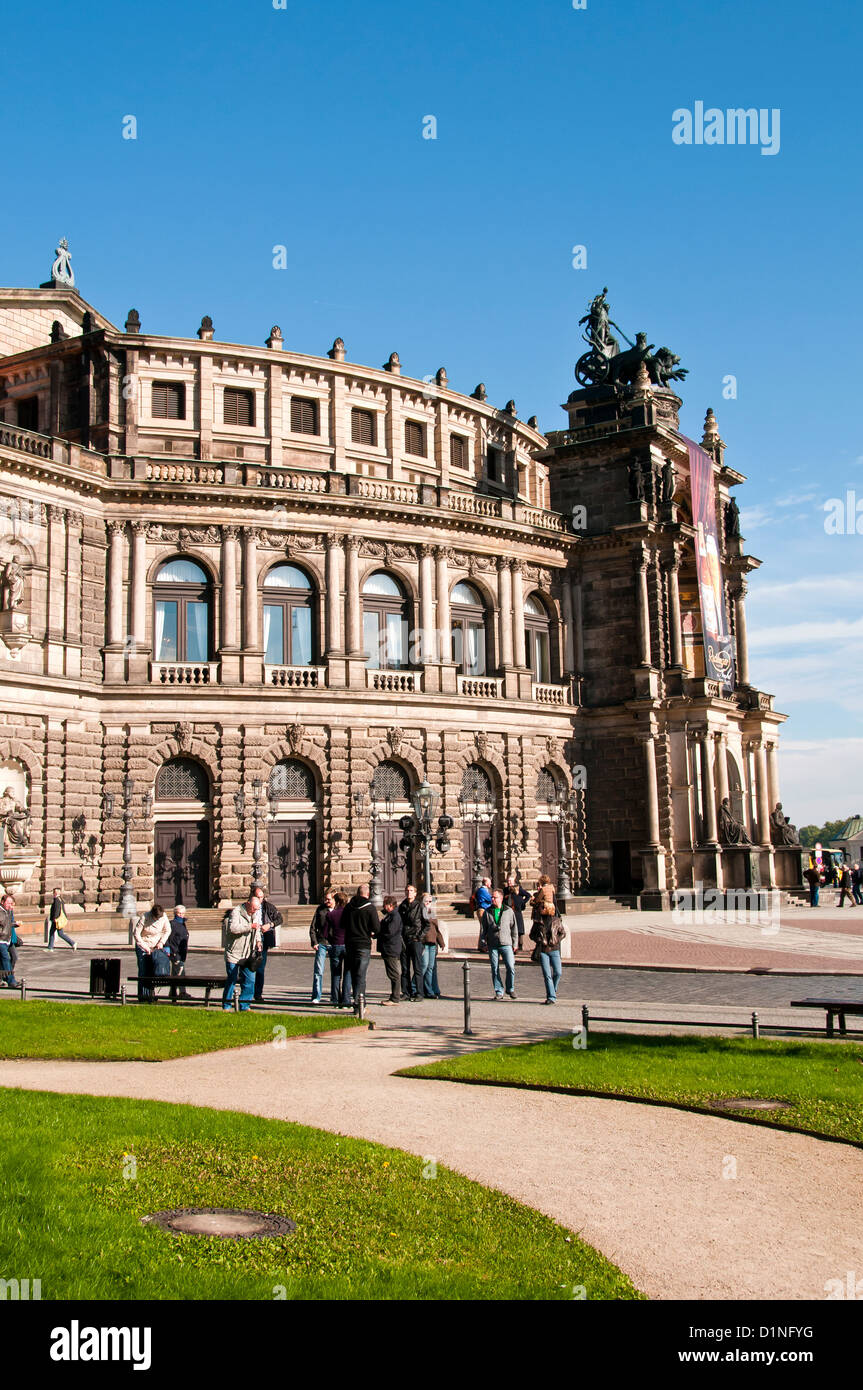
[51,237,75,288]
[575,290,688,390]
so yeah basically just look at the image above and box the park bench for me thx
[127,974,228,1007]
[790,998,863,1037]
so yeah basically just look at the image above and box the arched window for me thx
[451,581,487,676]
[460,763,493,805]
[269,758,316,802]
[263,564,314,667]
[371,760,411,804]
[524,592,551,683]
[155,758,210,802]
[154,559,211,663]
[362,571,408,670]
[536,766,558,804]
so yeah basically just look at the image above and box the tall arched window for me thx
[155,757,210,802]
[263,564,314,666]
[460,763,493,805]
[371,760,411,805]
[269,758,316,802]
[451,581,487,676]
[154,558,211,663]
[362,571,408,670]
[536,766,559,804]
[524,592,551,683]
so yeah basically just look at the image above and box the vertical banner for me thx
[684,438,735,691]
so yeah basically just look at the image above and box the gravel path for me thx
[2,1022,861,1301]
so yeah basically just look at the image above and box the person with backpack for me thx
[504,876,531,952]
[309,889,335,1004]
[837,864,859,908]
[223,894,263,1011]
[46,888,78,951]
[479,888,519,1000]
[132,903,172,1003]
[473,876,492,948]
[326,890,350,1008]
[251,886,283,1003]
[376,894,404,1005]
[399,884,426,1000]
[529,909,567,1004]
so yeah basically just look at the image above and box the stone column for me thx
[634,545,651,666]
[766,740,780,812]
[106,522,126,647]
[345,536,362,654]
[436,546,455,693]
[572,577,584,674]
[754,738,771,845]
[511,561,526,667]
[221,527,239,650]
[131,522,148,649]
[714,731,729,806]
[419,543,435,663]
[698,731,719,844]
[561,577,575,673]
[733,580,750,686]
[643,734,661,847]
[663,547,683,668]
[242,528,259,650]
[326,535,343,654]
[497,558,513,668]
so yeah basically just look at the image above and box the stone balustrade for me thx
[265,665,324,688]
[457,675,502,698]
[150,662,219,686]
[366,669,417,693]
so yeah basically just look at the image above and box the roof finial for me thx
[50,237,75,288]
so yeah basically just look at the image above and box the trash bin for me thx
[89,958,121,998]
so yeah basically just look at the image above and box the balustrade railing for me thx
[366,669,417,693]
[457,675,502,698]
[150,662,219,686]
[265,665,324,688]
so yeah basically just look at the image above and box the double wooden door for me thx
[461,822,496,894]
[538,823,559,887]
[268,822,317,905]
[154,820,210,908]
[375,821,413,900]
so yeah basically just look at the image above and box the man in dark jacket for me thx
[838,864,859,908]
[504,876,531,952]
[377,895,403,1005]
[168,904,190,1001]
[399,884,426,1000]
[480,890,519,1000]
[343,883,379,1012]
[308,889,334,1004]
[0,894,20,988]
[251,885,283,1002]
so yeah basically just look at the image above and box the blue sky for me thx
[3,0,861,823]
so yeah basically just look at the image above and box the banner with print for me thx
[683,437,735,691]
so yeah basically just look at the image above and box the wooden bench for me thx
[790,998,863,1037]
[127,975,229,1008]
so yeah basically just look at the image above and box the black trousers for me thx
[382,953,402,1001]
[400,939,425,998]
[347,948,371,1004]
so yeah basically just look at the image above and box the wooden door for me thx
[461,821,496,894]
[538,823,559,888]
[154,820,210,908]
[267,822,317,905]
[376,821,412,900]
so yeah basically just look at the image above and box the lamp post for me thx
[400,780,451,896]
[458,788,497,893]
[103,777,153,917]
[548,784,578,909]
[234,778,275,890]
[354,788,384,907]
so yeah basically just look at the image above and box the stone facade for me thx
[0,270,794,911]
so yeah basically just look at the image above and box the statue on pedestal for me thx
[770,803,799,847]
[0,787,31,851]
[0,560,24,611]
[718,796,752,845]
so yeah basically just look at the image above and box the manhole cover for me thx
[713,1098,793,1112]
[141,1207,296,1239]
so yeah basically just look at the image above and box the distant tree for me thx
[799,820,849,848]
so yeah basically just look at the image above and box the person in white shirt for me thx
[132,903,171,1003]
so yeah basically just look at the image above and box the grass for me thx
[400,1032,863,1144]
[0,1000,361,1061]
[0,1090,642,1299]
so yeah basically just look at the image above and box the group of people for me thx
[132,901,193,1002]
[803,861,863,908]
[308,883,445,1008]
[472,874,567,1004]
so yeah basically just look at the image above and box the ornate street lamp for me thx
[103,778,153,917]
[547,784,578,909]
[354,788,383,907]
[458,787,497,893]
[402,779,449,896]
[235,779,275,889]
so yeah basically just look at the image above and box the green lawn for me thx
[0,1000,361,1060]
[400,1033,863,1144]
[0,1090,642,1300]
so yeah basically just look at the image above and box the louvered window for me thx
[461,764,493,802]
[371,761,411,802]
[405,420,426,457]
[156,759,209,801]
[151,382,185,419]
[291,397,319,435]
[536,767,558,803]
[450,434,468,469]
[269,759,316,800]
[224,388,254,427]
[351,408,376,446]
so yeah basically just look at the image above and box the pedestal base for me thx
[0,610,31,654]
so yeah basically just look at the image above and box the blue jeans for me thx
[808,885,819,907]
[135,946,170,1002]
[347,949,371,1006]
[329,943,351,1006]
[311,942,328,1002]
[488,945,515,997]
[253,947,269,1001]
[223,958,257,1010]
[0,942,18,986]
[539,949,562,1000]
[422,943,441,997]
[48,923,76,949]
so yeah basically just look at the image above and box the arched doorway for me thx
[458,763,498,894]
[535,765,561,885]
[152,758,211,907]
[371,760,414,898]
[267,759,319,905]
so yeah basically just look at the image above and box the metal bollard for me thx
[233,984,240,1013]
[358,993,365,1021]
[581,1003,590,1040]
[462,961,473,1036]
[19,979,26,1001]
[120,984,127,1006]
[751,1010,759,1039]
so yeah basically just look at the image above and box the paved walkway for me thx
[2,1022,861,1301]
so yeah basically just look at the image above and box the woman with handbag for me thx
[420,893,445,999]
[46,887,78,951]
[530,876,565,1004]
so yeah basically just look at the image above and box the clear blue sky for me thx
[3,0,861,823]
